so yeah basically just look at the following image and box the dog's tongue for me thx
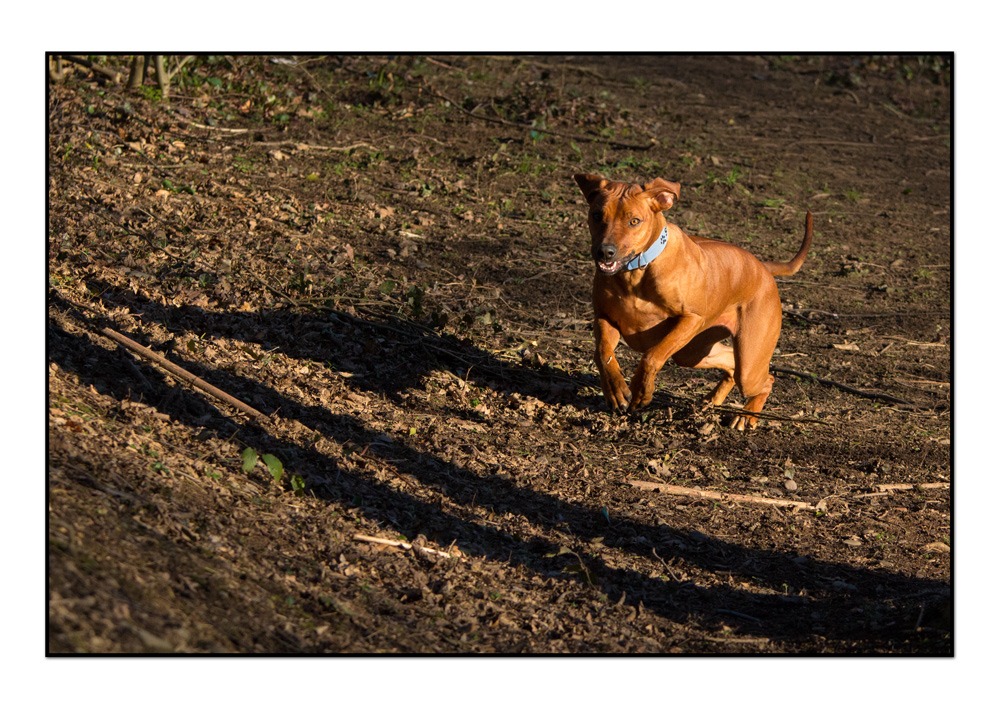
[598,260,622,274]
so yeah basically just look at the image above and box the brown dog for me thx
[573,173,812,430]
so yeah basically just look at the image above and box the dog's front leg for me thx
[628,315,704,410]
[594,316,631,412]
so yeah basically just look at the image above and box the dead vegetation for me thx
[48,55,951,654]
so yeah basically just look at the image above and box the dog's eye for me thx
[629,217,641,226]
[591,212,602,222]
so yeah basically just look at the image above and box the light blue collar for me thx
[625,225,669,271]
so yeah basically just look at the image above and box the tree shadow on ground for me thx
[84,278,605,408]
[48,287,951,650]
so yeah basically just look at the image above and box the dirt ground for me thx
[47,54,951,654]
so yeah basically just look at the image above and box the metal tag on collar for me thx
[625,226,669,271]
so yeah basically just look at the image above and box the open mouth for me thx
[594,255,632,275]
[596,258,626,275]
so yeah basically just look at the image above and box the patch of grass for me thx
[723,166,743,187]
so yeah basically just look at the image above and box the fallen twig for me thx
[253,140,377,152]
[876,482,949,493]
[706,403,831,425]
[98,326,270,422]
[699,635,771,644]
[353,534,458,559]
[60,55,123,83]
[627,479,815,510]
[186,121,250,134]
[425,56,467,73]
[772,366,913,406]
[822,310,948,319]
[716,608,763,623]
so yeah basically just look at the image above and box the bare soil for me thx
[47,54,951,654]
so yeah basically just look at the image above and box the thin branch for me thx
[353,534,459,559]
[772,366,914,406]
[704,402,832,425]
[97,326,270,422]
[186,121,250,134]
[630,478,949,511]
[627,479,816,510]
[876,482,949,492]
[424,56,467,73]
[167,55,196,81]
[61,55,123,83]
[253,140,377,152]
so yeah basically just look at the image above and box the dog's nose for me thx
[599,243,618,262]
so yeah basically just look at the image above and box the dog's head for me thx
[573,173,680,276]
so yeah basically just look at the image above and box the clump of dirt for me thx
[48,55,951,653]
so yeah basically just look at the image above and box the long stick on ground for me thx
[98,326,269,422]
[353,534,459,559]
[772,366,913,405]
[627,479,816,510]
[876,482,950,492]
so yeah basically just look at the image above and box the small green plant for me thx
[162,178,196,195]
[529,118,546,142]
[406,285,424,317]
[545,546,596,586]
[630,77,651,91]
[262,454,284,482]
[136,85,162,102]
[241,447,259,472]
[241,447,286,483]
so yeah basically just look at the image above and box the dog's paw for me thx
[605,389,631,414]
[601,374,631,413]
[727,413,759,432]
[627,377,655,411]
[607,398,631,415]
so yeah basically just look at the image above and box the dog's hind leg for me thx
[729,301,782,430]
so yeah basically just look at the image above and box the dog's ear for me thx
[642,178,681,211]
[574,173,608,204]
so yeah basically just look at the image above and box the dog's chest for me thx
[602,291,682,347]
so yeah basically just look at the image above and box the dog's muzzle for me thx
[595,243,626,276]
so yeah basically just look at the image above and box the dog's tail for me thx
[765,212,813,277]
